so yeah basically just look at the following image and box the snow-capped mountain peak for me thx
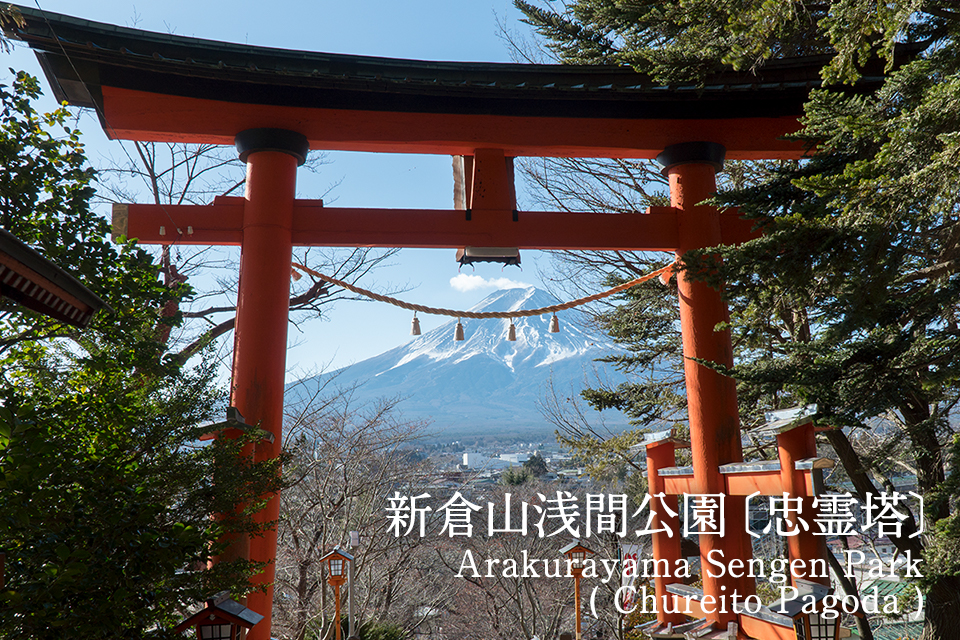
[392,287,612,368]
[287,287,627,437]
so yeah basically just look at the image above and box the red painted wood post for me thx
[230,129,308,640]
[777,423,830,587]
[575,571,582,640]
[658,142,753,624]
[646,440,687,626]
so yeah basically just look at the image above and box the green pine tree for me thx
[0,72,280,639]
[516,2,960,637]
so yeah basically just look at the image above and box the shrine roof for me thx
[0,228,110,328]
[3,6,911,158]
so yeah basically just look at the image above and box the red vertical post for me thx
[777,423,830,587]
[574,573,582,640]
[334,584,343,640]
[658,142,753,625]
[646,441,686,626]
[229,128,308,640]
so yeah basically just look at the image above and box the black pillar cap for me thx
[235,128,309,166]
[656,141,726,173]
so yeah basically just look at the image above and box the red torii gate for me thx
[8,6,888,639]
[642,411,835,639]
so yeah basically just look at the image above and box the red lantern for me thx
[319,547,355,640]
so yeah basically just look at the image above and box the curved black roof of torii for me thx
[3,5,908,158]
[8,5,857,118]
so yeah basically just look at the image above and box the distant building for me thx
[462,453,511,470]
[463,452,488,468]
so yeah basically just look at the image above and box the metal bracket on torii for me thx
[198,406,276,445]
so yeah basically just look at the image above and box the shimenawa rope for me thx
[290,260,675,320]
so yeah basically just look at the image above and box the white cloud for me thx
[449,273,531,293]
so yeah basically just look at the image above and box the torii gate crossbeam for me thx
[112,200,759,250]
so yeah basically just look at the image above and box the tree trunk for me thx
[823,429,924,556]
[295,561,310,640]
[826,549,873,640]
[898,397,948,520]
[920,575,960,640]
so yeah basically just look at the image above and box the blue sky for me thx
[5,0,558,377]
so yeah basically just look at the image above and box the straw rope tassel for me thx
[290,259,678,320]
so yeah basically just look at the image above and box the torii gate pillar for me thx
[660,142,755,625]
[228,129,308,640]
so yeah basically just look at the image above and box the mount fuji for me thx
[286,287,631,440]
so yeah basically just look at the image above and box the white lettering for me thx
[457,550,480,578]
